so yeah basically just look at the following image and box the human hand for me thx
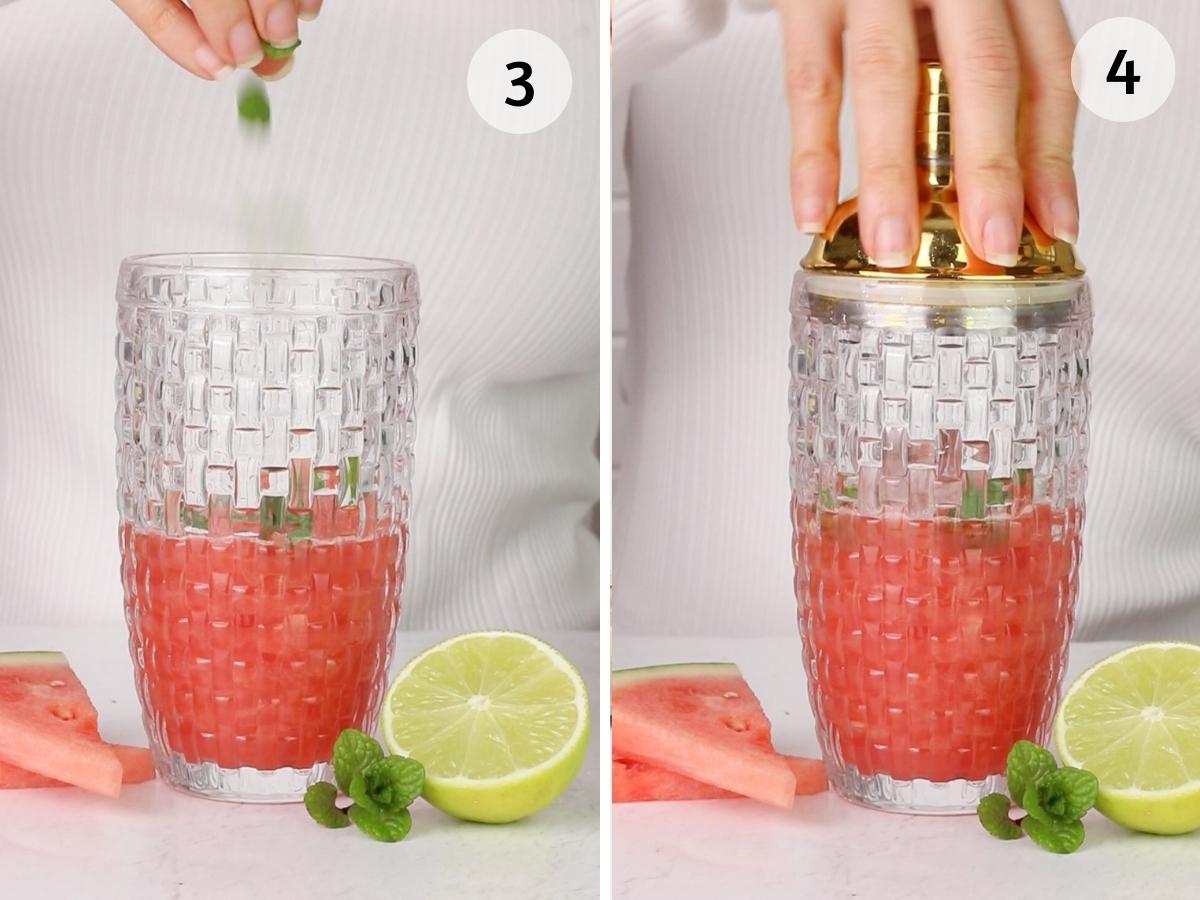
[777,0,1077,267]
[111,0,322,82]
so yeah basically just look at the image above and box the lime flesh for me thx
[1053,642,1200,835]
[380,631,589,824]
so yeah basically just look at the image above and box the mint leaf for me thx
[348,804,413,843]
[237,79,271,129]
[349,756,425,814]
[261,38,301,59]
[986,477,1008,506]
[1031,767,1098,823]
[1022,782,1051,822]
[977,792,1023,840]
[304,782,350,829]
[960,476,986,518]
[332,728,384,793]
[1005,740,1057,806]
[1022,815,1085,854]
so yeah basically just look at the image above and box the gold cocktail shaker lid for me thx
[801,62,1084,281]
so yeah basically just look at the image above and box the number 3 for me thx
[506,61,534,107]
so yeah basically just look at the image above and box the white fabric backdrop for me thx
[613,0,1200,639]
[0,0,599,630]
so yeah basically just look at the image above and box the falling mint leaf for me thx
[332,728,385,793]
[977,792,1023,840]
[304,781,350,829]
[237,79,271,129]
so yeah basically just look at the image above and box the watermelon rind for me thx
[612,662,741,686]
[0,651,69,667]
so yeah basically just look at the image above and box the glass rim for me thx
[120,251,416,275]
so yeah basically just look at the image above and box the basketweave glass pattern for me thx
[789,275,1091,813]
[116,253,418,801]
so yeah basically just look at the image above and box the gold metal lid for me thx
[801,62,1084,281]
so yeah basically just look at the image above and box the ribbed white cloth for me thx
[613,0,1200,638]
[0,0,599,629]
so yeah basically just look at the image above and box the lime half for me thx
[1053,641,1200,835]
[380,631,589,824]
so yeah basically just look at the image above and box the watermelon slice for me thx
[0,650,152,794]
[0,708,122,797]
[611,663,797,808]
[111,744,156,785]
[613,754,826,803]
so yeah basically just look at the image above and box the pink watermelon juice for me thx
[796,502,1080,783]
[123,526,401,772]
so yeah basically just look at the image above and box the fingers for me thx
[189,0,265,70]
[931,0,1023,266]
[247,0,300,50]
[253,55,294,81]
[1007,0,1079,242]
[846,0,919,266]
[777,0,844,233]
[111,0,230,79]
[297,0,322,22]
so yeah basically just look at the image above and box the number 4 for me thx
[1107,49,1140,95]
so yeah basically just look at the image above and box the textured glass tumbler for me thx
[790,275,1091,813]
[116,253,418,802]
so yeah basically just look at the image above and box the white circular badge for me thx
[1071,17,1175,123]
[467,29,573,135]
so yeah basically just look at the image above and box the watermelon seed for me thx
[723,717,750,733]
[722,691,739,699]
[49,680,65,687]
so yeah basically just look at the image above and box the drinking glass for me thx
[116,252,418,801]
[790,275,1091,813]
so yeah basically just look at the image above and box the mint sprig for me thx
[977,740,1098,854]
[304,727,425,842]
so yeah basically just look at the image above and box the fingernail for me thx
[982,214,1019,267]
[1050,197,1079,244]
[229,21,264,68]
[298,0,322,21]
[194,43,232,80]
[797,197,828,234]
[259,57,294,82]
[265,3,299,47]
[873,215,913,268]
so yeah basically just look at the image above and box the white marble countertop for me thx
[0,626,599,900]
[613,636,1200,900]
